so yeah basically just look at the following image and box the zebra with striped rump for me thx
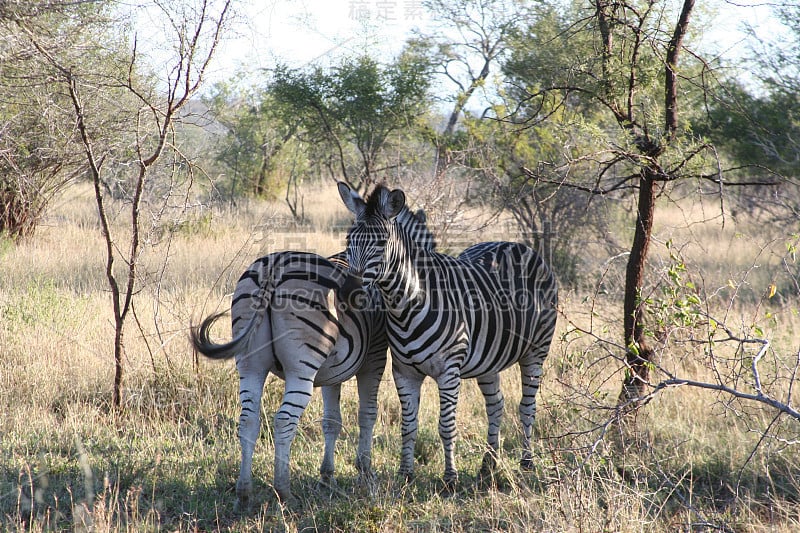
[191,207,432,506]
[338,182,558,488]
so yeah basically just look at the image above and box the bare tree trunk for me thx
[620,168,657,406]
[69,70,144,410]
[617,0,695,409]
[285,159,305,222]
[254,156,267,197]
[436,58,492,177]
[63,70,130,409]
[113,323,125,407]
[38,0,232,410]
[445,57,490,137]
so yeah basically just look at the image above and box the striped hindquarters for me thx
[230,251,344,332]
[231,251,384,384]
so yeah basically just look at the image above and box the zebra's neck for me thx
[377,224,426,312]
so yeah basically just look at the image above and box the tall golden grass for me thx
[1,180,798,531]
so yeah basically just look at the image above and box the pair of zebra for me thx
[191,183,558,506]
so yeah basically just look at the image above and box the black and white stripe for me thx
[191,207,431,505]
[338,183,558,487]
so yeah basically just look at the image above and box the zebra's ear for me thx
[382,188,406,219]
[338,181,366,217]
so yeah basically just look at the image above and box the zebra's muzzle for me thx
[338,273,373,311]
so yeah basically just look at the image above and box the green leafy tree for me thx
[408,0,528,174]
[462,91,615,287]
[0,1,112,239]
[267,52,432,191]
[696,5,799,190]
[204,81,298,199]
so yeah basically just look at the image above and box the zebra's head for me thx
[338,182,403,285]
[338,182,433,287]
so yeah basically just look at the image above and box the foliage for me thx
[490,0,731,404]
[503,0,714,158]
[266,52,433,190]
[409,0,529,139]
[0,1,119,239]
[2,0,800,529]
[441,2,620,287]
[19,0,233,409]
[694,3,800,179]
[203,79,299,200]
[757,3,800,98]
[460,99,616,287]
[0,278,89,334]
[688,5,800,226]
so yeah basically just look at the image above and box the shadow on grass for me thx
[2,450,467,531]
[601,448,800,530]
[7,428,794,532]
[0,454,241,530]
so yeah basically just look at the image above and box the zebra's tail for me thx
[190,310,260,360]
[190,254,281,361]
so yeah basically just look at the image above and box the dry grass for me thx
[1,180,799,532]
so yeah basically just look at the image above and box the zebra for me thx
[190,207,432,506]
[337,182,558,489]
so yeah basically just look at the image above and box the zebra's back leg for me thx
[320,384,343,488]
[518,349,547,470]
[477,373,504,478]
[272,374,316,504]
[354,346,387,487]
[234,340,272,508]
[270,301,337,504]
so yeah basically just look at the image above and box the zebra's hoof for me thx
[442,471,458,494]
[317,473,338,492]
[520,457,535,471]
[235,480,253,513]
[357,469,377,486]
[233,497,249,514]
[479,451,498,476]
[397,468,415,485]
[478,468,496,488]
[274,485,297,508]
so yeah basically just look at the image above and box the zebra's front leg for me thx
[235,357,270,508]
[320,384,343,488]
[392,367,424,481]
[273,375,315,504]
[436,367,462,491]
[477,373,504,478]
[354,351,386,486]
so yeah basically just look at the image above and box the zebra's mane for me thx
[363,184,437,251]
[363,184,391,218]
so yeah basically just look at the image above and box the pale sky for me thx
[206,0,428,82]
[210,0,785,80]
[133,0,787,89]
